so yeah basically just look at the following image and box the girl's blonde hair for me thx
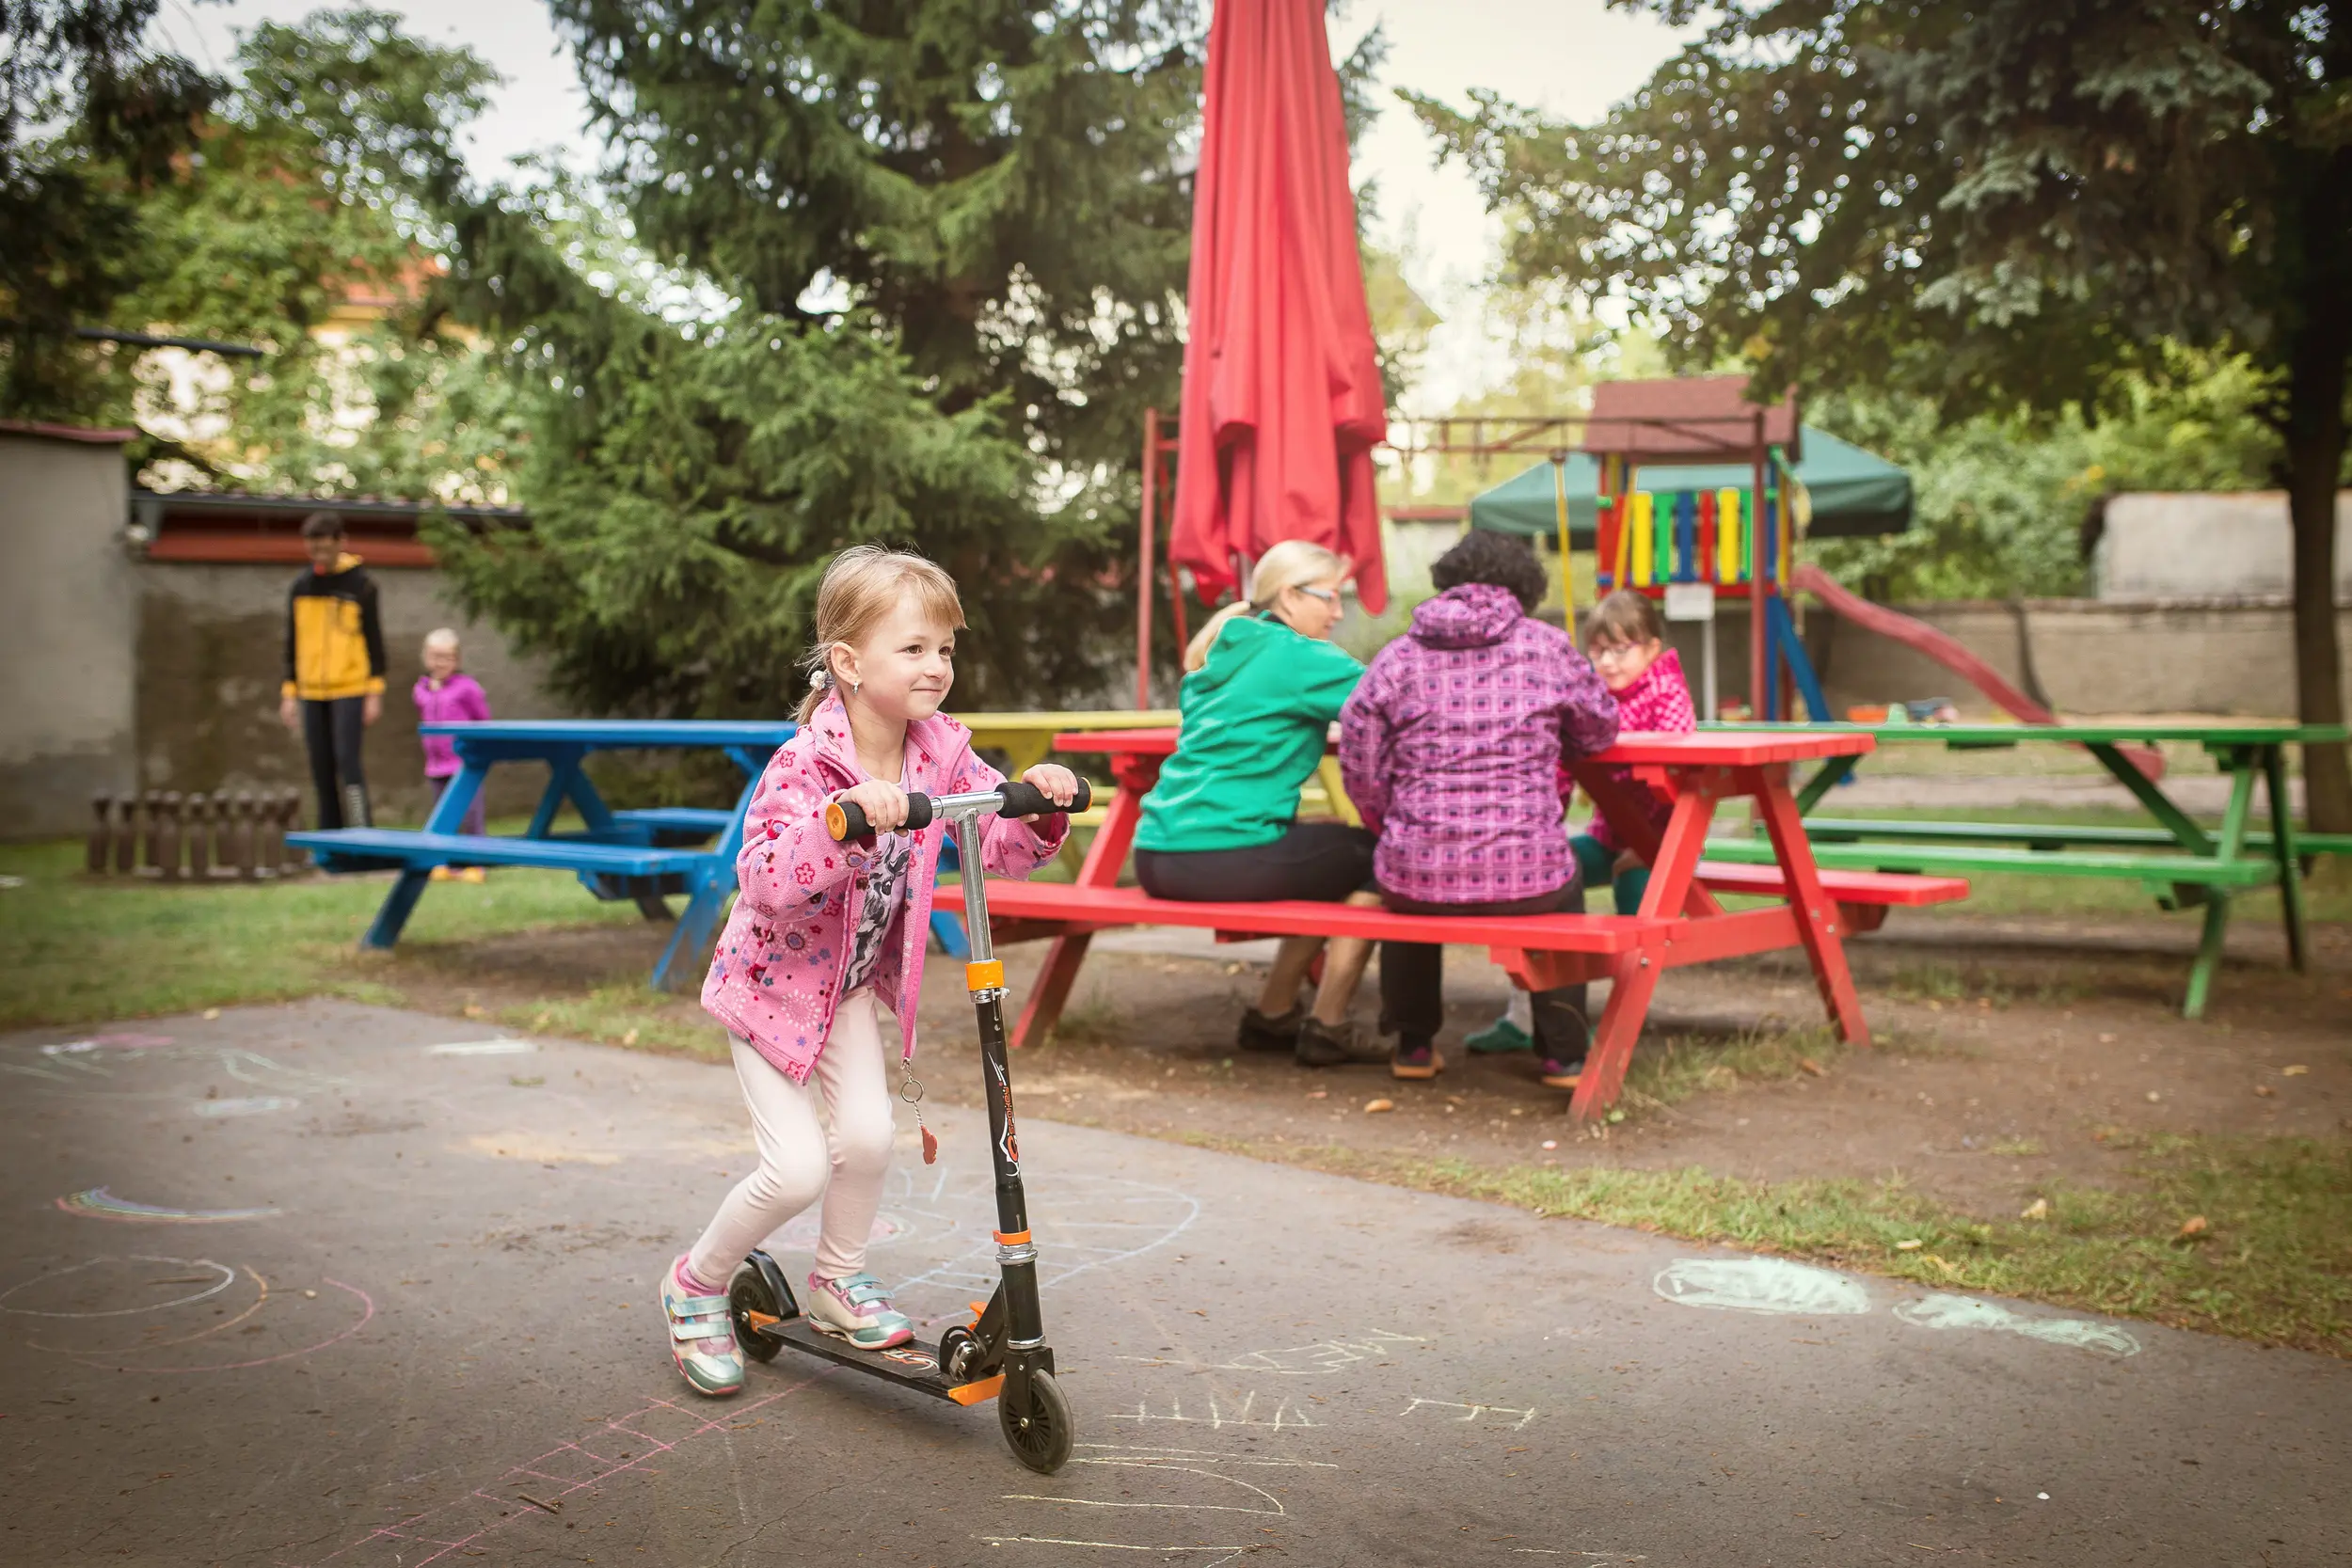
[796,545,966,721]
[422,627,461,657]
[1182,540,1349,672]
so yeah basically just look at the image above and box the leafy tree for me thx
[1813,352,2283,601]
[1,0,219,415]
[1413,0,2352,829]
[117,11,516,497]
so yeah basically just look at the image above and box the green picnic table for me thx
[1699,720,2349,1017]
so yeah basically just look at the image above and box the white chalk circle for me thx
[0,1256,237,1318]
[1894,1293,2141,1357]
[1653,1257,1872,1317]
[190,1096,298,1118]
[771,1210,909,1251]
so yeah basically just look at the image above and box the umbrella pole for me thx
[1550,452,1576,638]
[1136,408,1160,710]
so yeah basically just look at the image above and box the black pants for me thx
[300,697,371,830]
[1379,884,1591,1065]
[1134,821,1376,902]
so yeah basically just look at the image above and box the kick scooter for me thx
[724,775,1090,1475]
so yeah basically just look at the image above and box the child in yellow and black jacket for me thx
[278,511,387,829]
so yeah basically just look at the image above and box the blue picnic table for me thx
[289,720,798,990]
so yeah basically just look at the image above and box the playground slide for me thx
[1791,563,2164,781]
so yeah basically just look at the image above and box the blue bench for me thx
[291,720,798,989]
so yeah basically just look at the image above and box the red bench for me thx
[985,728,1971,1120]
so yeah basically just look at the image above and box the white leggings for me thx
[687,990,896,1287]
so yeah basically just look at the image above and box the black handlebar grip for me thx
[997,777,1091,818]
[823,792,936,841]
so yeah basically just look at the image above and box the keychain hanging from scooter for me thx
[727,775,1089,1474]
[902,1065,937,1164]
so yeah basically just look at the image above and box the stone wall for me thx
[1801,596,2348,720]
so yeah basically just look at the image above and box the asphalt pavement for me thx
[2,1001,2343,1566]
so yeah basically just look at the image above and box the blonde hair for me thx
[796,545,967,721]
[1182,540,1349,672]
[421,627,461,657]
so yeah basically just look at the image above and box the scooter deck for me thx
[753,1314,1004,1406]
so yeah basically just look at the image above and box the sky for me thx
[151,0,1687,406]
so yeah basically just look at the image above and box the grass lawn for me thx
[0,837,730,1056]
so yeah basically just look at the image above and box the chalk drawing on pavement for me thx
[1105,1391,1321,1430]
[427,1037,538,1055]
[985,1444,1341,1565]
[875,1167,1199,1311]
[1073,1443,1339,1469]
[1894,1292,2142,1357]
[1652,1257,1871,1316]
[2,1040,350,1100]
[189,1095,298,1117]
[30,1271,374,1373]
[1007,1457,1288,1514]
[56,1186,280,1223]
[288,1374,834,1568]
[1399,1396,1536,1431]
[1120,1326,1427,1375]
[773,1208,909,1250]
[0,1255,235,1318]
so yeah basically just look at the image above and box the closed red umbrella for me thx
[1168,0,1389,614]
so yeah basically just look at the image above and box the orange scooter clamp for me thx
[964,959,1005,993]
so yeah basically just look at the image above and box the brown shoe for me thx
[1295,1017,1384,1068]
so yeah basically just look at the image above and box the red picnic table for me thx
[981,726,1963,1117]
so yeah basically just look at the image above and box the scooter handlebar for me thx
[824,777,1091,842]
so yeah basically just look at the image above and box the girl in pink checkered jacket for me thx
[659,546,1076,1399]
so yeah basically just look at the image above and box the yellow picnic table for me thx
[954,709,1359,827]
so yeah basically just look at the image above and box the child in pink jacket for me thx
[660,546,1078,1399]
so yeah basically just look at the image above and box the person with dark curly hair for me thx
[1337,530,1620,1088]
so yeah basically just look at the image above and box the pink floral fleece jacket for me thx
[701,693,1068,1083]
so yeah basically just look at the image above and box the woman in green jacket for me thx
[1135,541,1383,1067]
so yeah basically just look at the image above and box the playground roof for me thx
[1584,375,1802,460]
[1467,424,1913,544]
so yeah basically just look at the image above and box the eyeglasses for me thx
[1588,641,1647,665]
[1291,586,1343,609]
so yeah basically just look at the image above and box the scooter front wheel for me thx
[999,1370,1074,1474]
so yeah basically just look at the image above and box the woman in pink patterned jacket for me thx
[1338,531,1619,1088]
[659,546,1076,1400]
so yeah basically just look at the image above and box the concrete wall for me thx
[2099,491,2352,600]
[1800,596,2350,720]
[0,431,139,835]
[135,562,570,824]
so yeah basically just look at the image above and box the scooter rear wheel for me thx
[999,1369,1074,1474]
[727,1264,785,1365]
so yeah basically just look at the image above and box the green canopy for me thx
[1466,424,1913,544]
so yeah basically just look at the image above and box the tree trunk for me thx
[2282,324,2350,833]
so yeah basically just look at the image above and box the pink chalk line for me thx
[284,1370,832,1568]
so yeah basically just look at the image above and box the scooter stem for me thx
[946,807,1050,1380]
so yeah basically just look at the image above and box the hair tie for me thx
[808,665,834,690]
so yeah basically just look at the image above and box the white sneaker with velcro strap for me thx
[803,1270,914,1350]
[660,1256,744,1396]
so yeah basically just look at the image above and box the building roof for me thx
[129,487,527,567]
